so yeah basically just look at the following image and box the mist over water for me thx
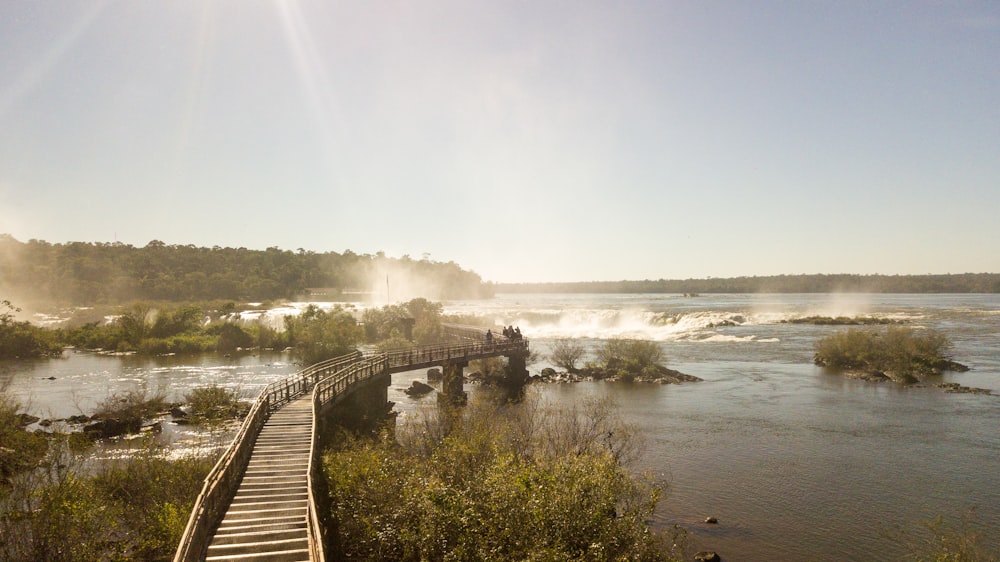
[444,293,923,343]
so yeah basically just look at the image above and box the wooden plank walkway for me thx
[205,396,314,562]
[176,326,530,561]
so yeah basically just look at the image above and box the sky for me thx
[1,1,998,283]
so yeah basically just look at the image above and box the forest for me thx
[497,273,1000,294]
[0,235,492,305]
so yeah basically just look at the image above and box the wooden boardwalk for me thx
[205,396,313,561]
[174,325,529,561]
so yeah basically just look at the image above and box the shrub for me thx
[209,322,253,352]
[549,338,587,372]
[91,389,166,434]
[0,439,213,562]
[596,338,665,375]
[324,394,677,561]
[814,327,961,380]
[285,305,361,365]
[0,392,49,489]
[184,385,242,423]
[0,300,62,359]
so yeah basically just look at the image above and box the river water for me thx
[3,293,998,560]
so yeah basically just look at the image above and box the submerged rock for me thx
[84,418,141,439]
[404,380,435,396]
[15,413,41,426]
[694,552,721,562]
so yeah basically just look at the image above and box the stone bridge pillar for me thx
[505,350,530,386]
[319,372,394,434]
[438,359,468,407]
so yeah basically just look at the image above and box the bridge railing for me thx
[173,350,362,562]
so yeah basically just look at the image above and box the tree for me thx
[596,338,665,377]
[286,305,362,365]
[0,299,61,359]
[549,338,587,372]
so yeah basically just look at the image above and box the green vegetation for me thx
[886,508,998,562]
[184,385,244,424]
[0,299,62,359]
[283,304,362,364]
[784,315,903,326]
[57,302,258,355]
[0,391,49,488]
[1,296,449,360]
[814,326,968,382]
[0,440,213,561]
[323,395,680,561]
[0,234,492,305]
[73,389,172,440]
[1,383,214,560]
[497,273,1000,294]
[592,338,667,382]
[362,297,444,346]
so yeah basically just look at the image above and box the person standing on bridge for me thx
[486,329,493,344]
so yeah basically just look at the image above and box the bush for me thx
[207,322,253,352]
[184,385,242,423]
[596,338,665,376]
[91,389,166,434]
[285,305,361,365]
[0,439,213,561]
[0,392,50,489]
[549,338,586,372]
[324,394,677,561]
[814,327,962,380]
[0,300,62,359]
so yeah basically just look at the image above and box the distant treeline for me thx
[496,273,1000,294]
[0,235,492,305]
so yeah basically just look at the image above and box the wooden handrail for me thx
[173,350,361,562]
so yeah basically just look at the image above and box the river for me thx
[3,293,998,560]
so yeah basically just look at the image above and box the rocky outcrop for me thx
[694,552,721,562]
[84,418,141,439]
[15,413,40,426]
[534,365,701,384]
[404,380,435,396]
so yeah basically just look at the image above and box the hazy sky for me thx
[2,1,998,283]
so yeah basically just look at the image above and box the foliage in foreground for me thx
[323,394,678,562]
[814,326,967,382]
[0,391,49,488]
[887,508,999,562]
[0,438,213,562]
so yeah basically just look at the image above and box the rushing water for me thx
[3,293,998,560]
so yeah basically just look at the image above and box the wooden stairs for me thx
[205,397,314,562]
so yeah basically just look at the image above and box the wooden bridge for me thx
[174,325,529,562]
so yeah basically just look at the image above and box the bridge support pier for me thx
[437,360,468,407]
[496,350,531,402]
[320,372,394,434]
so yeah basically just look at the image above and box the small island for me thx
[813,326,988,394]
[537,337,701,384]
[784,315,904,326]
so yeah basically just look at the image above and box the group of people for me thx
[484,325,523,343]
[503,325,523,340]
